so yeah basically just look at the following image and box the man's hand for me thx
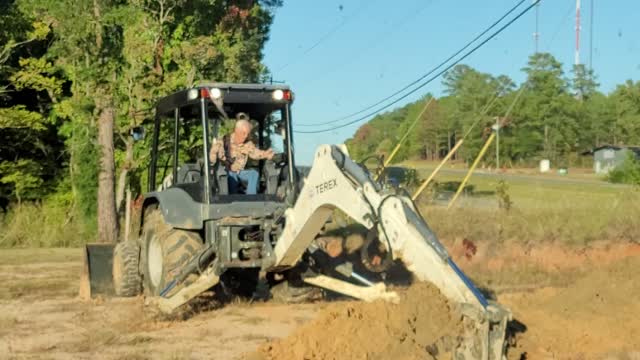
[265,148,275,160]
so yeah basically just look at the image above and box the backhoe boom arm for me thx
[271,145,510,359]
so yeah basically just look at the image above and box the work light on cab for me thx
[187,88,199,100]
[272,89,292,101]
[209,87,222,100]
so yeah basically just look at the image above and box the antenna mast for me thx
[533,0,540,53]
[589,0,593,71]
[575,0,581,66]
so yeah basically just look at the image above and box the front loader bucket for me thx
[79,243,115,299]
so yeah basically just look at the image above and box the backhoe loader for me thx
[81,83,511,359]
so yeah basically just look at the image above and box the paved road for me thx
[412,166,630,189]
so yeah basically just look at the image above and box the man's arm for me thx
[247,141,274,160]
[209,140,224,163]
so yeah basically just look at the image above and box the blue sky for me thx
[262,0,640,165]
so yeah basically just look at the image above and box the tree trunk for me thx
[97,100,118,243]
[544,124,549,158]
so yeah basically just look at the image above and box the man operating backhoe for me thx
[209,112,275,194]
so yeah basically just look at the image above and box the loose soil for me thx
[252,283,461,360]
[502,256,640,359]
[445,239,640,359]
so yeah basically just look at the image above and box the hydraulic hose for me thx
[159,245,217,298]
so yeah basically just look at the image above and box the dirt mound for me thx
[252,282,461,360]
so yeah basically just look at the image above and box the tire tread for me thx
[113,241,142,297]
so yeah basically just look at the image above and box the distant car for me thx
[381,166,417,188]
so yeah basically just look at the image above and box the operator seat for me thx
[176,163,201,184]
[216,165,229,195]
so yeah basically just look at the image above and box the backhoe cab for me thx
[129,83,300,300]
[81,83,298,299]
[150,83,297,201]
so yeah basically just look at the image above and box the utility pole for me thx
[493,118,500,170]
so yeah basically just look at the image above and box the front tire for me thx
[141,209,203,296]
[113,240,142,297]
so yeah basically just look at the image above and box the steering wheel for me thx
[270,152,287,167]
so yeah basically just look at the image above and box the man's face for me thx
[234,124,250,143]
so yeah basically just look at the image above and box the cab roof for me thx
[197,82,290,91]
[155,82,292,115]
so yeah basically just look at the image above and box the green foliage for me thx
[0,105,46,130]
[10,57,64,102]
[348,53,636,170]
[0,159,44,202]
[0,3,64,205]
[517,53,576,161]
[0,170,84,248]
[419,172,640,247]
[495,179,512,212]
[571,64,599,100]
[0,198,91,248]
[607,153,640,185]
[1,0,281,246]
[70,122,100,226]
[610,80,640,145]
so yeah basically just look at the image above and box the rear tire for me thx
[113,241,142,297]
[141,208,203,296]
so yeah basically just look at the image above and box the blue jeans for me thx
[228,169,259,195]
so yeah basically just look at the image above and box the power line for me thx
[294,0,540,134]
[547,1,575,51]
[462,88,505,139]
[296,0,528,128]
[295,0,437,101]
[275,0,375,73]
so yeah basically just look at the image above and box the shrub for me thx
[607,153,640,185]
[0,197,93,248]
[495,179,513,211]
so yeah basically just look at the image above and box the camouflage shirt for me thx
[209,136,271,172]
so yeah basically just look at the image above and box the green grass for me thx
[1,162,636,249]
[412,165,625,199]
[404,162,639,246]
[0,202,93,248]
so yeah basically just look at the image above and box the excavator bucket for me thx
[79,243,115,299]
